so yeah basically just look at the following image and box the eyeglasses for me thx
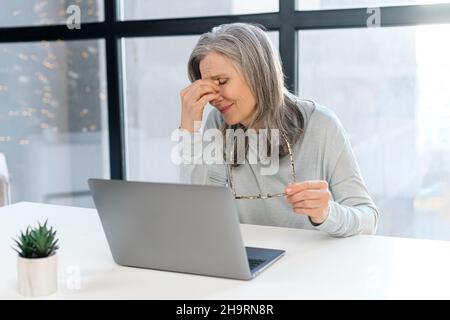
[227,133,296,200]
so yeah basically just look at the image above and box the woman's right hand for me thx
[180,79,222,132]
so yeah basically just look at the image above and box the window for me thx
[0,0,104,27]
[296,0,450,10]
[298,25,450,240]
[121,0,278,20]
[0,40,109,207]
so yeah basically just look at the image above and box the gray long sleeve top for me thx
[178,99,379,237]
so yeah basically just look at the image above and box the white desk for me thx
[1,202,450,299]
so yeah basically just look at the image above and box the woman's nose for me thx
[211,95,224,106]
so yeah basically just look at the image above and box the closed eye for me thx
[218,80,228,85]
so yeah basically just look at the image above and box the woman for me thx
[178,22,378,237]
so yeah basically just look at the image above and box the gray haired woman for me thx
[178,22,378,237]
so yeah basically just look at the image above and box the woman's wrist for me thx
[309,206,330,226]
[180,119,202,132]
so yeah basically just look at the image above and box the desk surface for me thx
[1,202,450,299]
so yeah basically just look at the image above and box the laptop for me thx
[88,178,285,280]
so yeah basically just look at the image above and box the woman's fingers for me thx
[286,189,323,203]
[292,198,325,209]
[293,207,322,215]
[285,180,328,195]
[198,92,221,106]
[180,79,221,132]
[285,180,331,224]
[185,84,218,104]
[182,79,219,95]
[181,79,220,102]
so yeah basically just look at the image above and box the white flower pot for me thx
[17,253,58,297]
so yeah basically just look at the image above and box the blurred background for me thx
[0,0,449,241]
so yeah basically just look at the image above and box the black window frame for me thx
[0,0,449,180]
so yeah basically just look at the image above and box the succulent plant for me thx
[13,221,59,258]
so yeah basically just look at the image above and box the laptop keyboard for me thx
[248,258,266,271]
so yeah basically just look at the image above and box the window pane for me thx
[124,33,279,183]
[121,0,278,20]
[296,0,450,10]
[0,0,104,27]
[298,25,450,241]
[0,40,109,208]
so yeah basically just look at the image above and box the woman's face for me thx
[199,51,257,126]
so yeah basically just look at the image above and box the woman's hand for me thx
[285,180,331,225]
[180,79,222,132]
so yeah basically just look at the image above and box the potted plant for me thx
[12,220,59,297]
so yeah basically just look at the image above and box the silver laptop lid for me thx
[88,179,253,280]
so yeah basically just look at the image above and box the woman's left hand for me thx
[285,180,331,225]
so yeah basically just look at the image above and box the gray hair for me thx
[187,22,304,164]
